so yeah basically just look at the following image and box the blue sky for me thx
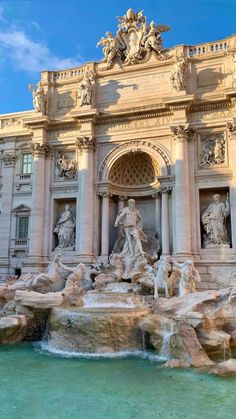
[0,0,236,114]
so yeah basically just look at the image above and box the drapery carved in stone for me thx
[200,135,226,168]
[55,152,77,179]
[0,151,16,166]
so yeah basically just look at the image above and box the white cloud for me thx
[0,29,81,72]
[0,5,6,22]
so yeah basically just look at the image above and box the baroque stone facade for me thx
[0,8,236,289]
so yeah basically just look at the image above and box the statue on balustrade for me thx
[54,205,75,249]
[202,193,230,247]
[28,82,46,113]
[56,153,77,179]
[78,71,95,106]
[170,54,186,92]
[114,199,147,258]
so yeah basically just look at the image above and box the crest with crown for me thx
[97,8,170,69]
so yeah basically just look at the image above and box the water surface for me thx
[0,343,235,419]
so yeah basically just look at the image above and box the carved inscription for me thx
[96,115,172,135]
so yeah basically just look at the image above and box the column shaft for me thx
[100,193,110,259]
[161,188,170,255]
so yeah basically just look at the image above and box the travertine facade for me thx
[1,9,236,290]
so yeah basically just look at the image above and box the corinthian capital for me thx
[227,118,236,137]
[29,142,51,155]
[0,151,16,167]
[171,124,195,142]
[75,136,95,151]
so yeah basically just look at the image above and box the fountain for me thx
[1,199,236,375]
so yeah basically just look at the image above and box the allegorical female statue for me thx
[202,193,230,246]
[54,205,75,249]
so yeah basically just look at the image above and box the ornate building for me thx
[0,8,236,289]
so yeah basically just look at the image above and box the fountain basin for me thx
[47,306,150,353]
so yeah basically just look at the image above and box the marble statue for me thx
[202,193,230,246]
[28,82,45,113]
[114,199,147,257]
[78,71,95,106]
[170,55,186,92]
[93,254,123,290]
[200,137,225,167]
[61,262,86,289]
[143,21,163,55]
[97,32,121,69]
[131,254,154,290]
[97,8,169,68]
[56,153,77,179]
[54,205,75,249]
[154,255,173,299]
[173,259,201,296]
[32,254,66,293]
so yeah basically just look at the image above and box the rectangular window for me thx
[18,216,29,239]
[22,154,32,174]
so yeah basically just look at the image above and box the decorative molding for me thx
[0,151,16,167]
[75,136,95,151]
[161,186,172,193]
[152,189,162,199]
[99,140,172,180]
[171,124,195,142]
[29,143,51,155]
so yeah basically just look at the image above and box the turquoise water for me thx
[0,344,236,419]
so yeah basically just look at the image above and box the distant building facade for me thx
[0,9,236,289]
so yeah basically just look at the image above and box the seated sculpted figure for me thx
[173,259,201,297]
[114,199,147,258]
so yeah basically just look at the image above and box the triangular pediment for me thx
[12,204,31,213]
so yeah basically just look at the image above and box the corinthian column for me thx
[28,143,49,263]
[76,137,95,261]
[171,125,193,256]
[0,151,16,273]
[161,187,171,255]
[98,191,111,262]
[152,190,161,242]
[227,120,236,250]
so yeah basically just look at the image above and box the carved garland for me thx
[99,140,172,181]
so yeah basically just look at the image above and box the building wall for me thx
[0,35,236,289]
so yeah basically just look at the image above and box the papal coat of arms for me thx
[97,8,170,69]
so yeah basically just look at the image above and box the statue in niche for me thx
[170,54,186,92]
[28,82,46,113]
[114,199,147,258]
[78,71,95,106]
[56,153,77,179]
[200,136,225,167]
[202,193,230,247]
[54,205,75,249]
[173,259,201,297]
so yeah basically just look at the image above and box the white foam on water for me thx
[35,341,166,362]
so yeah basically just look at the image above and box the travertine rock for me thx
[139,314,213,367]
[210,359,236,376]
[0,315,27,343]
[15,290,64,309]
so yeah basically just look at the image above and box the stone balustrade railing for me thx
[53,68,84,81]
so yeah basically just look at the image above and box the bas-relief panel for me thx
[97,72,172,106]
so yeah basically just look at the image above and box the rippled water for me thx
[0,343,235,419]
